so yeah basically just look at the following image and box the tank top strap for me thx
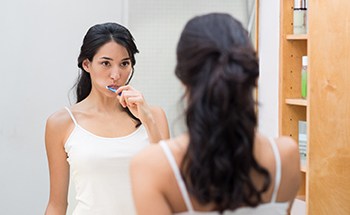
[268,137,282,203]
[64,106,78,126]
[159,141,194,212]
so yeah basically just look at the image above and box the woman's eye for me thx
[101,61,111,66]
[121,61,130,67]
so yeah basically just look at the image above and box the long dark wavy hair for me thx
[175,13,270,211]
[74,22,141,127]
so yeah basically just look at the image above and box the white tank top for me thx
[64,107,149,215]
[159,138,290,215]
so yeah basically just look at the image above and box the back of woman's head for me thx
[175,13,269,211]
[76,22,139,102]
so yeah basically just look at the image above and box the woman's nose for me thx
[110,67,120,80]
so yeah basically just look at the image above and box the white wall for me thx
[257,0,280,137]
[0,0,126,214]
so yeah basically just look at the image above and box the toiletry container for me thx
[301,56,308,98]
[293,0,307,34]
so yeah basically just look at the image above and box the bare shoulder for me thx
[131,136,186,177]
[131,140,176,214]
[45,107,75,147]
[131,141,167,171]
[131,140,171,189]
[274,136,300,162]
[275,136,301,201]
[46,108,73,130]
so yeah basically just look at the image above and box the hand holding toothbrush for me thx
[107,85,152,123]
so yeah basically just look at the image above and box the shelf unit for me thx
[286,34,307,40]
[285,98,307,106]
[279,0,350,214]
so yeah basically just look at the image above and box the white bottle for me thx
[293,0,307,34]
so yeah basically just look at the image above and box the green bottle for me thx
[301,56,308,98]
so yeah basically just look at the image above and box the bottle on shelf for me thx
[301,56,308,99]
[298,120,307,161]
[293,0,307,34]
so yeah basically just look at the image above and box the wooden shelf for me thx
[301,165,307,173]
[300,158,307,173]
[285,98,307,106]
[286,34,308,40]
[280,0,350,213]
[296,195,306,201]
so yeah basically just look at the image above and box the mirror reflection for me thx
[0,1,257,214]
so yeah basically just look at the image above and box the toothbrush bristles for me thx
[106,86,117,93]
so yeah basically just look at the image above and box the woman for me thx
[45,22,169,215]
[130,13,300,215]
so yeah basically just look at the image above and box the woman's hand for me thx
[115,85,153,124]
[115,85,170,143]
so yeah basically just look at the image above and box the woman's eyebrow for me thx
[100,56,113,61]
[99,56,131,61]
[121,57,131,61]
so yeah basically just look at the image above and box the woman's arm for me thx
[44,111,71,215]
[116,85,170,143]
[276,136,301,211]
[144,106,170,143]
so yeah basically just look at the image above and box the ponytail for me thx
[175,13,270,211]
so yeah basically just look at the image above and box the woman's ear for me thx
[82,59,91,73]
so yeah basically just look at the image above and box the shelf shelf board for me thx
[286,34,308,40]
[285,98,307,106]
[300,158,307,173]
[296,195,306,201]
[301,163,307,173]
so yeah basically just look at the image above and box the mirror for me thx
[127,0,259,136]
[0,1,258,214]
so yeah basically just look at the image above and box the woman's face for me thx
[83,41,132,96]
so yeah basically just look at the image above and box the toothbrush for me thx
[106,86,117,93]
[106,86,122,96]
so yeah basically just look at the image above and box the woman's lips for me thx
[107,84,118,89]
